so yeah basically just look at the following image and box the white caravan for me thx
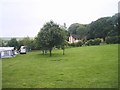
[20,46,27,54]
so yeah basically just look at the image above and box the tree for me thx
[107,13,119,37]
[0,39,3,46]
[76,24,89,40]
[7,38,18,49]
[68,23,80,35]
[68,13,119,44]
[87,17,114,40]
[36,21,66,56]
[18,37,35,51]
[68,23,89,40]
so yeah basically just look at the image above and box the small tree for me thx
[36,21,66,56]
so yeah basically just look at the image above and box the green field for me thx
[2,44,118,88]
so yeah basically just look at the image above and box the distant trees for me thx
[18,37,36,51]
[36,21,66,56]
[87,17,114,41]
[68,23,89,40]
[1,13,119,55]
[105,36,120,44]
[0,39,3,46]
[4,37,37,51]
[104,13,120,44]
[68,23,80,35]
[68,13,120,44]
[85,38,102,46]
[3,21,67,56]
[7,38,18,49]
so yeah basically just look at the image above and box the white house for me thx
[68,34,80,43]
[0,47,15,58]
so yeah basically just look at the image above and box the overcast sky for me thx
[0,0,119,37]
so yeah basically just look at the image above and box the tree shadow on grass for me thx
[36,52,66,58]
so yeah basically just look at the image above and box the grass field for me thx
[2,44,118,88]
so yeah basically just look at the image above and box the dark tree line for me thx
[68,13,120,44]
[1,13,119,54]
[4,37,38,51]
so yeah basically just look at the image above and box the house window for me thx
[4,51,9,57]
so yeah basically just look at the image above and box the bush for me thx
[85,39,93,46]
[76,41,83,47]
[70,43,76,47]
[85,38,101,46]
[105,36,120,44]
[68,41,83,47]
[93,38,102,45]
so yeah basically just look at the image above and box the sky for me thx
[0,0,119,37]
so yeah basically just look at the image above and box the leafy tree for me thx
[87,17,114,40]
[76,24,89,40]
[18,37,35,51]
[0,39,3,46]
[68,23,89,40]
[68,23,80,35]
[107,13,119,37]
[30,38,39,50]
[36,21,66,56]
[68,13,119,45]
[7,38,18,49]
[105,36,120,44]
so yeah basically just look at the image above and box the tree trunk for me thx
[103,37,106,42]
[49,48,52,56]
[45,50,47,54]
[63,49,65,55]
[42,50,44,55]
[62,46,65,55]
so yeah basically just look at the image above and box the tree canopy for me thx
[68,23,89,40]
[36,21,66,56]
[7,38,18,49]
[68,13,119,42]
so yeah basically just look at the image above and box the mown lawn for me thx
[2,44,118,88]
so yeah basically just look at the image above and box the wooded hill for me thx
[68,13,120,44]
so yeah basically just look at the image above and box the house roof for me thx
[0,47,14,52]
[70,34,79,39]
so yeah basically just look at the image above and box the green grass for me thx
[2,44,118,88]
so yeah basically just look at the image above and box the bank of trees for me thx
[68,13,119,44]
[1,13,119,54]
[4,37,37,51]
[3,21,67,56]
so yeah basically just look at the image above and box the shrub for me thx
[76,41,83,47]
[70,43,76,47]
[85,38,101,46]
[105,36,120,44]
[68,41,83,47]
[85,39,93,46]
[93,38,102,45]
